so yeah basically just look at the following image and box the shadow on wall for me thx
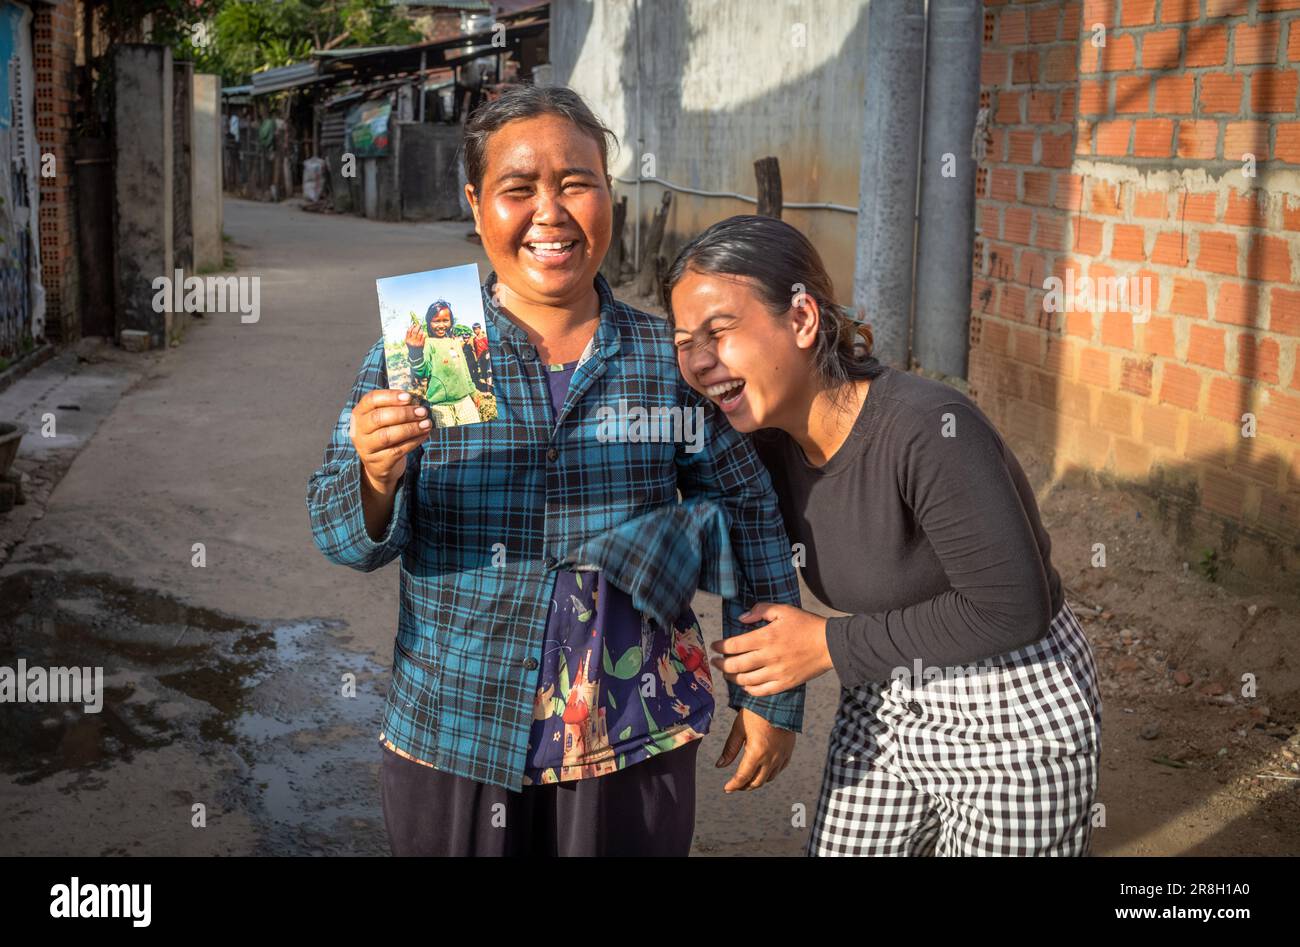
[556,2,1299,577]
[1049,448,1299,580]
[555,0,869,302]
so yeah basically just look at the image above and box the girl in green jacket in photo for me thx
[404,299,482,427]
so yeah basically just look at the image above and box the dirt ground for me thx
[1027,452,1300,855]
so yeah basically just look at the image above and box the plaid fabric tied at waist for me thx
[548,497,738,630]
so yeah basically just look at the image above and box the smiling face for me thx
[428,306,453,337]
[465,113,612,311]
[671,269,820,434]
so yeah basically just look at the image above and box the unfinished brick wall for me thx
[34,0,80,344]
[970,0,1300,565]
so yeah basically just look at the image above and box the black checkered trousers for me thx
[809,599,1102,856]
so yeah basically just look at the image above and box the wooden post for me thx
[419,50,427,122]
[654,254,668,308]
[754,156,782,218]
[637,190,672,297]
[601,194,627,286]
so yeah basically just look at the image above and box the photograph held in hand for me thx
[376,262,496,427]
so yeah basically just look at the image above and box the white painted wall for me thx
[192,74,224,272]
[551,0,870,300]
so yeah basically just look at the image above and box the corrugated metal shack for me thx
[220,3,549,223]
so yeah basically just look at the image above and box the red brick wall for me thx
[970,0,1300,558]
[428,12,465,43]
[409,11,465,43]
[34,0,80,344]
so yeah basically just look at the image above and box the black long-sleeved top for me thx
[753,366,1063,688]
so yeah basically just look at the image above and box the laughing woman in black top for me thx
[665,216,1102,857]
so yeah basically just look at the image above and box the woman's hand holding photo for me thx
[349,389,430,539]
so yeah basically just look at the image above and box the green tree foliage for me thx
[99,0,213,46]
[176,1,420,84]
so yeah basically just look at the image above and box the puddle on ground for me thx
[7,543,72,565]
[1,568,391,854]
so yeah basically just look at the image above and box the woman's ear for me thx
[465,183,481,233]
[790,290,821,351]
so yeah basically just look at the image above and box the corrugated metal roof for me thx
[312,45,404,59]
[392,1,490,8]
[390,1,545,15]
[232,10,546,100]
[492,0,549,15]
[251,60,324,95]
[312,18,545,71]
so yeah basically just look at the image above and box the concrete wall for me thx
[550,0,869,299]
[361,154,401,222]
[192,74,224,272]
[113,44,173,348]
[398,122,463,221]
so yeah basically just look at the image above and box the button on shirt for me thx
[307,271,804,792]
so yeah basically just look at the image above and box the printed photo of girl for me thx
[403,298,482,427]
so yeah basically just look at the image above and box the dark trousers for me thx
[380,740,700,856]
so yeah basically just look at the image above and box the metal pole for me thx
[913,0,982,379]
[852,0,927,369]
[633,0,643,273]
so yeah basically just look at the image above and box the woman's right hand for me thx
[350,389,431,496]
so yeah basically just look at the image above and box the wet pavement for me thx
[0,200,492,856]
[0,564,392,855]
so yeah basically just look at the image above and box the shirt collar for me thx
[482,271,623,367]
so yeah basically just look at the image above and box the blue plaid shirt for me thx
[307,271,804,791]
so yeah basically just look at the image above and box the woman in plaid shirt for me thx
[308,88,805,855]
